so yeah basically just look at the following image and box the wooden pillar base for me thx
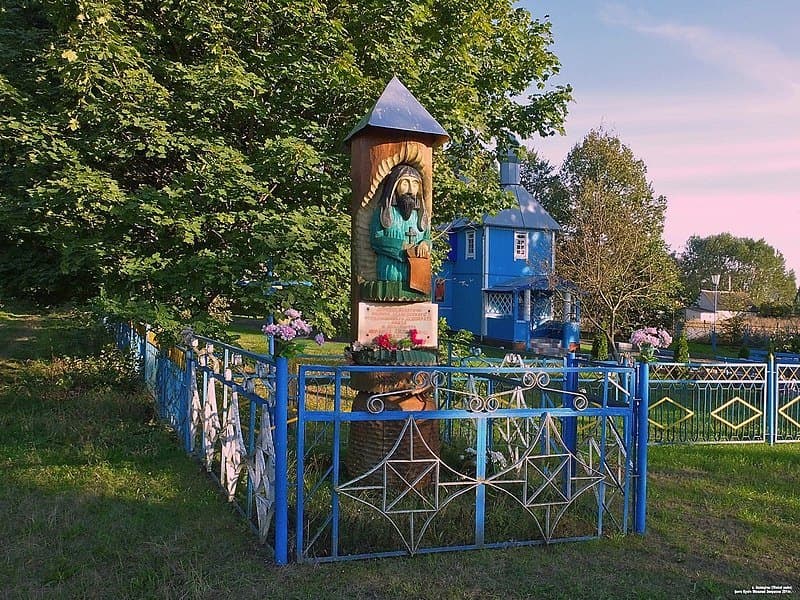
[345,371,440,487]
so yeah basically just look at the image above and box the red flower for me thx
[409,328,425,346]
[375,333,396,350]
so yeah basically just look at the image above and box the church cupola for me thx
[499,134,521,186]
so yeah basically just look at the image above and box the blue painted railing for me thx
[111,321,800,563]
[112,323,648,563]
[647,360,800,444]
[293,358,643,562]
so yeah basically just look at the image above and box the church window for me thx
[514,231,528,260]
[486,292,513,316]
[465,230,476,259]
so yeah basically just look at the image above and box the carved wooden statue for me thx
[343,77,449,480]
[345,76,448,348]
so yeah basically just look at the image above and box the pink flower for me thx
[292,318,312,335]
[630,327,672,349]
[277,324,297,341]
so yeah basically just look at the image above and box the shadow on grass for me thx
[0,306,107,361]
[4,380,797,598]
[1,307,798,598]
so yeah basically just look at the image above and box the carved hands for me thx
[405,241,429,259]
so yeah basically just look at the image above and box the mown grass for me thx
[1,305,799,599]
[685,340,740,360]
[227,319,546,363]
[227,321,349,359]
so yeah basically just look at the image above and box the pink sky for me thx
[526,1,800,279]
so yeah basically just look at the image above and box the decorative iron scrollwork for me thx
[363,369,590,414]
[521,370,589,412]
[366,394,386,414]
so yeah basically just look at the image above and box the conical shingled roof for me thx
[483,187,561,231]
[344,76,449,147]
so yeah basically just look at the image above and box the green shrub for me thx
[738,345,750,359]
[438,317,476,363]
[674,330,690,363]
[47,344,141,392]
[592,328,609,361]
[721,314,746,345]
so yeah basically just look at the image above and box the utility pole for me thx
[711,273,721,356]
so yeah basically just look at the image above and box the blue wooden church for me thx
[434,139,578,353]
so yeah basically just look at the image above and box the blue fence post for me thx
[474,416,488,547]
[140,325,148,381]
[563,352,579,455]
[634,361,649,534]
[267,315,275,357]
[274,357,290,565]
[183,348,194,452]
[776,359,781,445]
[766,355,776,445]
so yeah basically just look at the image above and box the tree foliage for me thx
[0,0,571,339]
[518,146,569,224]
[591,322,609,361]
[548,130,680,352]
[677,233,797,308]
[673,329,689,363]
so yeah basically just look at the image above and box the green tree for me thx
[591,323,609,361]
[518,146,570,225]
[678,233,796,308]
[553,130,680,355]
[0,0,571,338]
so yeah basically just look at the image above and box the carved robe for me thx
[370,205,430,284]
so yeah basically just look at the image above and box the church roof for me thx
[446,139,560,232]
[483,185,561,231]
[343,76,449,147]
[487,139,560,230]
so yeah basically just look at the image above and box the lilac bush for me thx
[262,308,324,358]
[630,327,673,349]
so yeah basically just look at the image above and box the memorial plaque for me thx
[357,301,438,347]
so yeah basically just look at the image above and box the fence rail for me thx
[292,362,644,563]
[648,360,800,444]
[112,322,800,563]
[112,322,650,564]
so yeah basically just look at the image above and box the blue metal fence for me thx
[647,359,800,444]
[111,321,800,563]
[112,322,649,564]
[292,360,645,562]
[776,363,800,442]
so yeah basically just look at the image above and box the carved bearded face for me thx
[394,175,421,221]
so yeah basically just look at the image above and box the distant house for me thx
[684,290,751,322]
[434,139,577,352]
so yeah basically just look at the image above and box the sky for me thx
[520,0,800,277]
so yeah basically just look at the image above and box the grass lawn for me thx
[685,340,741,360]
[227,321,350,359]
[227,319,736,365]
[1,305,799,599]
